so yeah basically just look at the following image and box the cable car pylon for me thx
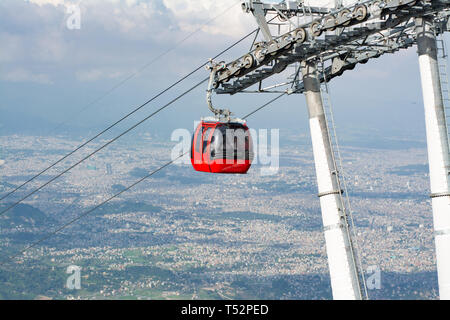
[436,33,450,150]
[318,60,369,299]
[301,60,363,300]
[207,0,450,300]
[416,17,450,299]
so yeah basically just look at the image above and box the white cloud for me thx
[0,0,267,86]
[75,68,127,82]
[162,0,254,37]
[1,68,53,84]
[20,0,256,41]
[27,0,66,7]
[24,0,254,37]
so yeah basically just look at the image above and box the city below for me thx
[0,131,438,299]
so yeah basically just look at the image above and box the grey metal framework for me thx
[207,0,450,300]
[210,0,450,95]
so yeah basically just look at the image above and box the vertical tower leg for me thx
[416,18,450,300]
[301,61,362,300]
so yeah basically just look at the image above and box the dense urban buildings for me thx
[0,132,438,299]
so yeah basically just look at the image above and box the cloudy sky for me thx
[0,0,437,142]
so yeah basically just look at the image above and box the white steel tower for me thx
[416,17,450,300]
[301,60,362,300]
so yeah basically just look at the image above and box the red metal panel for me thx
[191,121,253,174]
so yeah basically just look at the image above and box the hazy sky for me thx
[0,0,440,142]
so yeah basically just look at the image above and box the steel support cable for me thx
[0,93,287,266]
[0,77,208,218]
[0,28,258,204]
[51,0,242,134]
[0,152,187,267]
[242,92,287,118]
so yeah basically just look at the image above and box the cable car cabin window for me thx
[194,125,203,153]
[190,132,194,159]
[210,124,252,162]
[202,128,212,154]
[210,135,216,158]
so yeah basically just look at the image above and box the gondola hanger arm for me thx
[206,59,233,121]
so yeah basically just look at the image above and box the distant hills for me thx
[0,203,51,228]
[92,201,161,216]
[0,108,60,135]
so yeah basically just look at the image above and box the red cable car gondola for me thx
[191,60,254,174]
[191,119,254,174]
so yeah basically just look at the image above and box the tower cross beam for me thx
[214,0,450,95]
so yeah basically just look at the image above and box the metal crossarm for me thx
[214,0,450,95]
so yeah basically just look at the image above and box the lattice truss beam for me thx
[214,0,450,95]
